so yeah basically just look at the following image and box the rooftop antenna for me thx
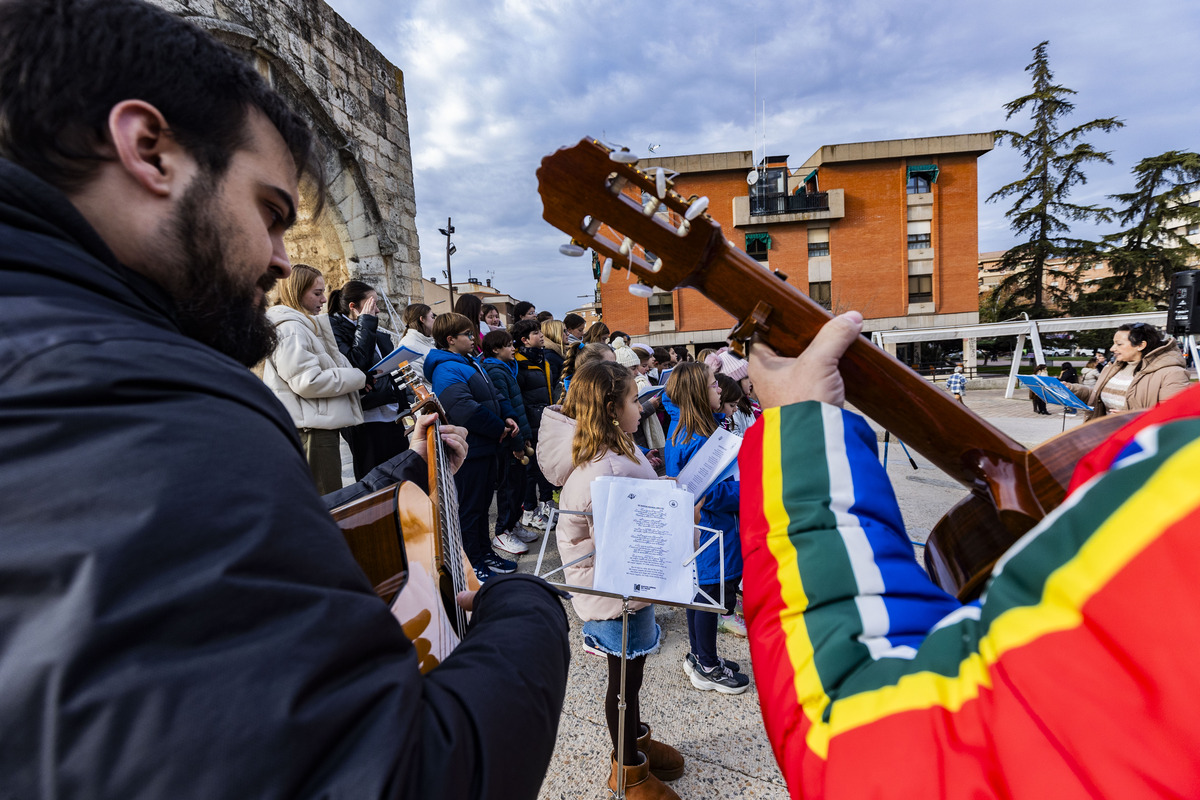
[747,29,761,185]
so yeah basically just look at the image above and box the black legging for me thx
[605,654,644,764]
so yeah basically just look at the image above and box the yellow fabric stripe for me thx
[809,434,1200,752]
[759,408,832,757]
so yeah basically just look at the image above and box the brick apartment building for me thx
[598,133,994,350]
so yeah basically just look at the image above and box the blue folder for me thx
[1017,375,1093,411]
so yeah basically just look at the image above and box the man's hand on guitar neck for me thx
[749,311,863,410]
[409,413,469,474]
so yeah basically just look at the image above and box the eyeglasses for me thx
[456,331,474,338]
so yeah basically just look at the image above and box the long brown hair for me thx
[581,321,610,344]
[665,362,717,444]
[561,361,639,466]
[403,303,431,333]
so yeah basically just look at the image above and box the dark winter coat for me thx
[515,346,554,432]
[0,157,569,800]
[483,356,531,446]
[329,310,408,410]
[423,347,508,459]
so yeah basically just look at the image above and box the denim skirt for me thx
[582,606,661,658]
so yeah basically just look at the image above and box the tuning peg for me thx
[629,282,653,298]
[675,218,690,238]
[651,257,664,273]
[559,240,585,257]
[610,149,639,165]
[655,168,667,199]
[619,237,633,256]
[642,197,661,217]
[684,196,709,220]
[600,258,613,283]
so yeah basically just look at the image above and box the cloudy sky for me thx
[325,0,1199,315]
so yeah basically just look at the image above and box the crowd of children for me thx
[262,276,765,797]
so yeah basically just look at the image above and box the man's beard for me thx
[165,173,279,367]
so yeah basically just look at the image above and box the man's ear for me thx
[107,100,192,198]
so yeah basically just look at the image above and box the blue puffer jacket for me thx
[661,394,742,585]
[482,356,530,447]
[423,348,506,459]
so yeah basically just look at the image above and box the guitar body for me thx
[332,482,478,674]
[925,413,1138,599]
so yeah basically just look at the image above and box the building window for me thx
[745,232,770,261]
[907,174,931,194]
[908,275,933,304]
[907,233,931,250]
[648,291,674,322]
[906,164,938,194]
[809,281,831,310]
[808,226,830,258]
[1188,223,1200,236]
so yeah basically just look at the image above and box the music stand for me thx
[533,507,726,800]
[1017,375,1093,432]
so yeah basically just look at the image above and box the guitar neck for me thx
[692,234,1051,525]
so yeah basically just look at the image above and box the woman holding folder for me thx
[327,280,411,480]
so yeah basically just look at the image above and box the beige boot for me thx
[637,723,685,781]
[607,751,681,799]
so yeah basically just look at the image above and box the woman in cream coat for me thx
[262,264,364,494]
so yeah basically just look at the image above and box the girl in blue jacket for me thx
[662,362,750,694]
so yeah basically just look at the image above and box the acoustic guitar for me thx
[331,362,478,672]
[535,138,1134,599]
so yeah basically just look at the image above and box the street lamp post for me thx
[438,218,456,310]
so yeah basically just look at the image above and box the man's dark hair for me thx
[513,301,535,319]
[0,0,323,195]
[563,313,585,331]
[481,329,513,358]
[432,312,474,350]
[512,319,542,346]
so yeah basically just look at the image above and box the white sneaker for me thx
[520,508,536,527]
[718,613,747,637]
[512,525,540,544]
[531,502,551,529]
[492,531,529,555]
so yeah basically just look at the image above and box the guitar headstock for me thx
[394,362,446,421]
[536,138,726,293]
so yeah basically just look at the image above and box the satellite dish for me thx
[746,169,759,185]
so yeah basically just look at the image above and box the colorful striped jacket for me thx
[740,388,1200,799]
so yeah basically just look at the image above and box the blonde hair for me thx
[561,361,639,466]
[665,362,717,445]
[542,319,566,356]
[276,263,322,332]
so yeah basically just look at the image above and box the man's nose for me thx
[271,237,292,279]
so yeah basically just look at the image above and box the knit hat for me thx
[631,342,653,356]
[614,346,640,369]
[717,350,749,382]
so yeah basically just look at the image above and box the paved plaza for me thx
[337,386,1118,798]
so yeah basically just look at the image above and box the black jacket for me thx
[0,158,569,799]
[329,311,409,411]
[515,346,554,432]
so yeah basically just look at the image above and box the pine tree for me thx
[1097,151,1200,305]
[988,41,1123,316]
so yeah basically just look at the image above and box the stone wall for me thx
[150,0,421,320]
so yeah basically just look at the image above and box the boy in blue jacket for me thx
[424,313,520,581]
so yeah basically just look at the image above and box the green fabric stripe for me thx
[776,403,876,711]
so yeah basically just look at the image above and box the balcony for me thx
[751,191,829,216]
[733,189,844,227]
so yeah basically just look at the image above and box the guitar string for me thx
[434,418,468,637]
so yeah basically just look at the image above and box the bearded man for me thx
[0,1,568,797]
